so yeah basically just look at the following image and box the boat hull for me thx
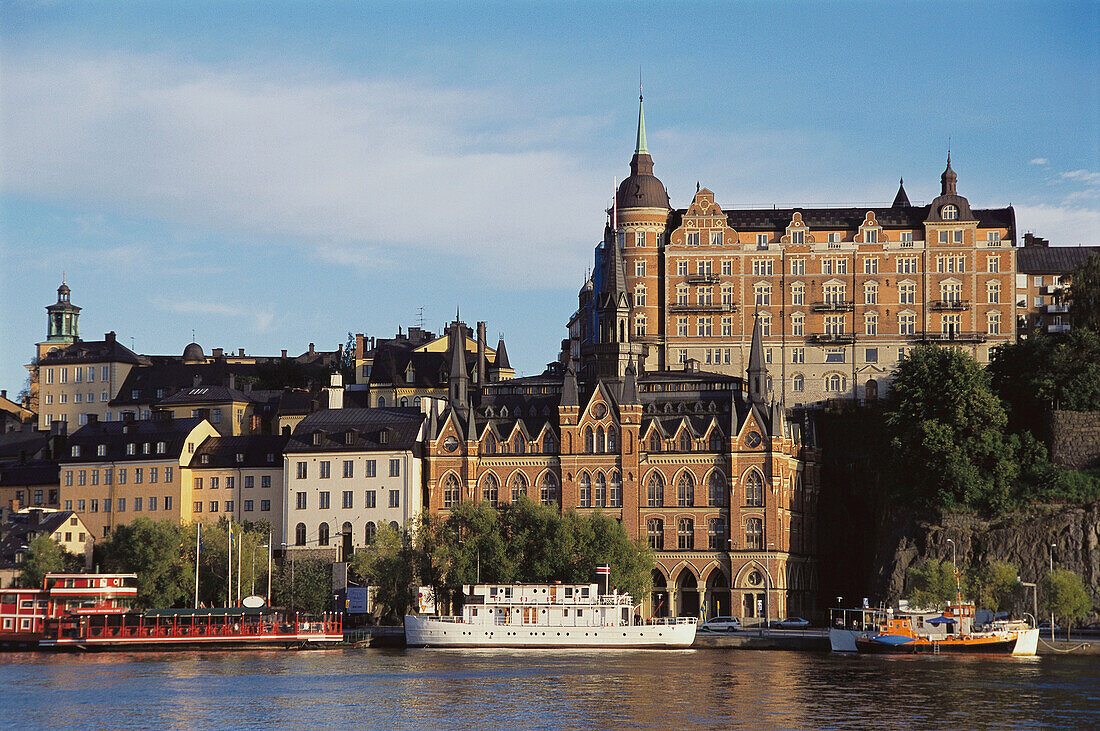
[405,615,696,649]
[42,633,344,652]
[854,631,1035,655]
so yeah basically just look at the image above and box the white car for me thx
[700,616,742,632]
[774,617,811,629]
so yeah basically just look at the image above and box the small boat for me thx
[830,604,1038,656]
[40,606,343,651]
[405,583,697,649]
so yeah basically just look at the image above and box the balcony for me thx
[1045,303,1069,314]
[684,273,720,285]
[811,301,854,313]
[930,299,970,311]
[912,331,988,343]
[669,302,738,313]
[1040,285,1065,296]
[1047,324,1071,333]
[809,333,856,344]
[634,334,661,344]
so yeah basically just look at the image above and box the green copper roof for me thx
[635,95,648,155]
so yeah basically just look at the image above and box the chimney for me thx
[309,343,315,355]
[106,331,116,343]
[281,349,288,358]
[228,373,236,390]
[244,382,253,394]
[122,411,136,424]
[193,375,202,388]
[212,348,223,358]
[1,390,5,400]
[87,414,98,426]
[238,348,245,357]
[50,420,68,437]
[477,321,487,385]
[327,373,344,410]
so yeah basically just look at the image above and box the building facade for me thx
[1015,233,1100,336]
[571,98,1017,406]
[187,434,287,536]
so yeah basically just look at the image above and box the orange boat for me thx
[854,604,1038,655]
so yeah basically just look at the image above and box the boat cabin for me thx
[460,583,639,628]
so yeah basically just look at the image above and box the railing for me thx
[669,303,738,313]
[1047,324,1071,333]
[649,616,698,625]
[811,301,854,312]
[911,331,988,343]
[808,333,856,344]
[684,273,720,284]
[1045,303,1069,314]
[930,299,970,311]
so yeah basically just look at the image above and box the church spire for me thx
[941,152,957,195]
[747,312,767,406]
[635,92,648,155]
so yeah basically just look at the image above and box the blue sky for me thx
[2,1,1098,397]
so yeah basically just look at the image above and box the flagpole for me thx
[194,522,201,609]
[237,531,242,605]
[266,529,273,607]
[227,523,233,608]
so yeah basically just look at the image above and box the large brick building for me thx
[570,97,1017,406]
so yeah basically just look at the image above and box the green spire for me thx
[635,94,648,155]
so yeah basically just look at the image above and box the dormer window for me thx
[126,443,136,455]
[941,204,958,220]
[201,454,210,464]
[312,432,323,446]
[156,442,166,454]
[71,445,80,457]
[379,429,389,445]
[236,453,245,463]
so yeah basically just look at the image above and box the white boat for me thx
[828,605,1039,656]
[405,583,697,648]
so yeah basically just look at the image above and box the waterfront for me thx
[2,649,1097,730]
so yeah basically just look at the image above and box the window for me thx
[697,317,712,337]
[210,476,218,489]
[194,501,203,513]
[244,500,254,512]
[987,256,1000,273]
[863,257,879,274]
[647,518,664,550]
[296,462,307,480]
[677,472,695,507]
[987,312,1002,335]
[510,473,528,502]
[687,232,699,246]
[364,460,377,478]
[261,476,271,489]
[793,374,805,392]
[697,286,712,306]
[987,231,1001,246]
[225,500,234,513]
[824,316,845,336]
[135,468,144,484]
[579,474,591,508]
[825,373,846,392]
[708,517,728,551]
[676,285,688,305]
[791,229,804,244]
[790,259,805,276]
[71,445,80,458]
[791,347,805,364]
[708,471,728,507]
[897,257,917,274]
[864,281,878,304]
[245,475,254,489]
[319,461,331,479]
[482,473,499,507]
[746,518,763,550]
[104,469,113,485]
[635,261,646,277]
[941,281,962,304]
[865,313,878,336]
[791,282,805,305]
[64,471,73,487]
[594,473,606,507]
[677,260,688,276]
[319,491,330,510]
[941,204,958,220]
[899,312,916,335]
[634,315,647,337]
[365,490,377,508]
[865,348,879,363]
[899,282,916,304]
[343,491,353,509]
[791,314,804,337]
[900,231,914,245]
[118,468,126,485]
[823,283,846,305]
[389,490,400,508]
[261,499,270,512]
[745,471,764,506]
[679,432,691,452]
[756,233,768,249]
[540,473,558,506]
[721,316,733,337]
[987,281,1001,304]
[647,472,664,507]
[152,496,161,511]
[295,523,306,546]
[636,230,646,247]
[634,285,646,307]
[754,283,771,306]
[296,492,307,510]
[609,472,622,507]
[677,518,694,550]
[941,313,962,336]
[710,231,722,246]
[722,260,732,276]
[864,229,879,244]
[752,259,774,276]
[389,459,400,477]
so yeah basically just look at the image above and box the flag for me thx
[596,565,611,576]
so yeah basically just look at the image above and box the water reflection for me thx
[2,649,1096,729]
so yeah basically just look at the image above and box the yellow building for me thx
[186,434,286,540]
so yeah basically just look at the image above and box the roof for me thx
[0,460,59,488]
[191,434,288,468]
[286,408,424,453]
[714,204,1015,231]
[158,386,254,406]
[0,431,51,462]
[1016,246,1100,275]
[61,417,206,464]
[38,336,149,367]
[0,510,83,566]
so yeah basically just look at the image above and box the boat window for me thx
[471,608,477,617]
[490,587,497,597]
[504,588,513,598]
[581,588,589,597]
[565,588,573,598]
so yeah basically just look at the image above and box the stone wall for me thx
[1045,410,1100,470]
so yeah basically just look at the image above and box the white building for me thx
[282,398,425,556]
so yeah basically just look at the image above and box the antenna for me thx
[416,307,424,329]
[639,67,643,99]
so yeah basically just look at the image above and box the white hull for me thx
[405,615,696,649]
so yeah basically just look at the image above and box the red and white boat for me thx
[1,573,137,649]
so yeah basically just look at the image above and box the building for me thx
[0,428,64,512]
[0,508,94,587]
[0,390,34,433]
[58,415,219,539]
[283,404,426,557]
[423,309,819,622]
[570,97,1017,406]
[188,434,286,535]
[1015,233,1100,336]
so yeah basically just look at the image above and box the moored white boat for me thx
[405,583,696,649]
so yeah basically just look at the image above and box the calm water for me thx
[1,648,1097,730]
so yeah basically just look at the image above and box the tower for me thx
[39,279,81,360]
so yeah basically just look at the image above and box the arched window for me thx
[647,472,664,507]
[579,473,592,507]
[482,473,499,507]
[295,522,306,546]
[585,427,594,454]
[746,518,763,550]
[318,522,330,546]
[679,432,691,452]
[866,379,879,401]
[594,473,606,507]
[708,471,728,507]
[390,521,399,531]
[365,521,376,544]
[709,430,723,451]
[793,374,805,393]
[483,433,496,455]
[825,373,844,392]
[543,432,557,454]
[647,518,664,550]
[745,471,764,507]
[443,474,460,508]
[413,397,421,407]
[677,472,695,507]
[596,426,605,453]
[377,397,385,407]
[510,472,528,502]
[540,473,558,506]
[609,472,622,507]
[708,517,728,550]
[608,427,617,452]
[400,397,408,407]
[514,436,525,454]
[649,432,661,453]
[941,204,958,220]
[677,518,694,550]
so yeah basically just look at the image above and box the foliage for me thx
[19,534,81,588]
[348,523,415,622]
[1044,569,1093,627]
[191,520,272,608]
[96,518,194,608]
[906,559,960,609]
[989,329,1100,418]
[271,556,334,614]
[1068,251,1100,334]
[966,561,1023,613]
[884,345,1022,512]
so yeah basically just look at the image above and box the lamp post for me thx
[266,530,272,607]
[1049,543,1056,640]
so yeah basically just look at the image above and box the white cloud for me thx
[1,51,609,286]
[1029,158,1049,166]
[1015,204,1100,245]
[152,298,244,317]
[1061,169,1100,185]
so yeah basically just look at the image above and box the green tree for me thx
[349,523,415,622]
[96,518,194,608]
[19,534,77,588]
[1068,251,1100,333]
[990,329,1100,417]
[906,559,959,609]
[190,520,272,608]
[271,556,333,614]
[885,345,1021,512]
[966,561,1022,613]
[1044,569,1093,630]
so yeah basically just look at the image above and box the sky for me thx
[2,1,1098,397]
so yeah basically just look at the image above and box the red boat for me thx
[1,573,137,649]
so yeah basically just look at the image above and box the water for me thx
[1,648,1096,730]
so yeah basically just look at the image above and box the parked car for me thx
[700,616,742,632]
[774,617,811,629]
[1038,622,1061,631]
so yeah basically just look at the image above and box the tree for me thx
[906,559,959,609]
[19,534,78,588]
[966,561,1022,613]
[349,523,415,622]
[190,520,272,608]
[271,556,333,614]
[989,330,1100,417]
[1068,251,1100,333]
[884,345,1021,512]
[96,518,193,608]
[1044,569,1093,630]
